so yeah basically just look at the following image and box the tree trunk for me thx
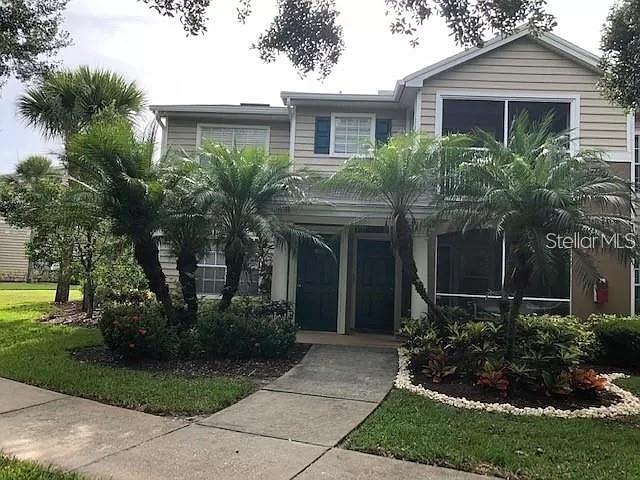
[176,249,198,321]
[505,289,524,361]
[219,246,245,311]
[54,267,70,303]
[133,237,173,319]
[83,273,95,318]
[392,214,442,320]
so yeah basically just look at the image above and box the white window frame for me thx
[434,90,581,154]
[329,112,376,158]
[196,250,226,297]
[196,123,271,152]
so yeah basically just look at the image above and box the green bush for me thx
[99,302,178,360]
[94,242,149,305]
[196,299,296,359]
[511,315,596,392]
[589,314,640,370]
[400,313,597,396]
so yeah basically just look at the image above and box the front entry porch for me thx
[271,226,429,335]
[296,330,402,349]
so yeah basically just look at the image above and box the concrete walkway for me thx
[0,345,494,480]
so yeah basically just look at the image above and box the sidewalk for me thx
[0,345,495,479]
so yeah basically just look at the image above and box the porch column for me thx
[411,233,429,318]
[336,230,350,334]
[394,252,402,331]
[270,244,289,301]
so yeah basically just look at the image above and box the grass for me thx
[344,389,640,480]
[0,282,79,291]
[0,455,85,480]
[0,288,253,416]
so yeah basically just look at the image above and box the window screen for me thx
[508,101,570,136]
[442,99,505,142]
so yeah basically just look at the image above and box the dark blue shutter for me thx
[314,116,331,154]
[375,119,392,144]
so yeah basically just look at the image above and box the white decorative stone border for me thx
[395,348,640,418]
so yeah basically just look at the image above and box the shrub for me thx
[476,361,509,394]
[94,242,149,305]
[99,302,177,360]
[400,313,597,396]
[571,368,607,394]
[196,299,296,359]
[589,314,640,370]
[510,315,596,392]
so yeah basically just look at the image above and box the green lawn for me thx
[0,282,79,291]
[344,389,640,480]
[0,288,253,416]
[0,455,84,480]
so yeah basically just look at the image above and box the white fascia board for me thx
[280,91,396,104]
[150,105,289,117]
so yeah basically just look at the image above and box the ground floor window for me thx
[436,230,570,315]
[195,250,259,296]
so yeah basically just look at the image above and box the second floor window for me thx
[441,98,571,146]
[331,114,375,156]
[198,125,269,151]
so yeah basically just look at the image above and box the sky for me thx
[0,0,617,174]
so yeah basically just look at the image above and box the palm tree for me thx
[18,66,145,150]
[67,117,173,318]
[326,134,467,317]
[17,66,144,301]
[201,144,326,311]
[443,113,637,358]
[158,157,215,321]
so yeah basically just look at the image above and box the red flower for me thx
[138,329,147,336]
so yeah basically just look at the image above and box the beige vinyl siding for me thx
[294,107,406,174]
[165,116,290,155]
[420,37,628,152]
[0,218,29,281]
[158,242,179,286]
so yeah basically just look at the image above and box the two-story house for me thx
[152,27,638,335]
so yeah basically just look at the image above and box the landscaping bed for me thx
[0,288,255,416]
[411,366,620,410]
[41,301,99,327]
[72,343,309,386]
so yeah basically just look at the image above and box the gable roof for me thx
[394,27,601,96]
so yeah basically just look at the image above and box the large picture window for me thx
[442,99,505,142]
[436,230,570,315]
[331,114,374,156]
[441,98,571,145]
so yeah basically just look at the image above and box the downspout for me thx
[154,111,168,156]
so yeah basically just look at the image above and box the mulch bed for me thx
[40,301,100,327]
[411,366,620,410]
[71,343,310,386]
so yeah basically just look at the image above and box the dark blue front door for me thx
[355,239,395,332]
[295,236,339,331]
